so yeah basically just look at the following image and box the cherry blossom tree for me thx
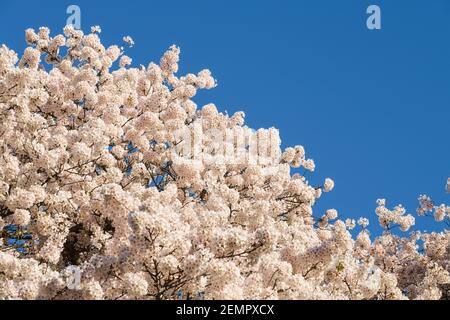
[0,26,448,300]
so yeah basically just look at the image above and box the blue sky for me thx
[0,0,448,235]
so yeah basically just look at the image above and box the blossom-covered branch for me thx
[0,26,448,300]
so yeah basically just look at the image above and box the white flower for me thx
[345,219,356,230]
[357,217,369,228]
[91,26,102,34]
[25,28,39,45]
[13,209,31,226]
[119,55,132,68]
[123,273,148,296]
[323,178,334,192]
[303,159,315,172]
[326,209,338,220]
[434,205,446,222]
[123,36,134,47]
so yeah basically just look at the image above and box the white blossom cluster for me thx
[417,194,450,223]
[0,26,449,300]
[375,200,415,232]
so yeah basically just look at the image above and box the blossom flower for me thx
[19,47,41,69]
[323,178,334,192]
[417,195,434,216]
[91,25,102,34]
[13,209,31,226]
[345,218,356,230]
[6,188,35,210]
[434,204,446,222]
[119,55,132,68]
[123,36,135,47]
[123,273,148,296]
[376,201,415,232]
[358,217,369,228]
[25,28,39,45]
[303,159,315,172]
[326,209,338,220]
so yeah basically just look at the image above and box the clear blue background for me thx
[1,0,448,235]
